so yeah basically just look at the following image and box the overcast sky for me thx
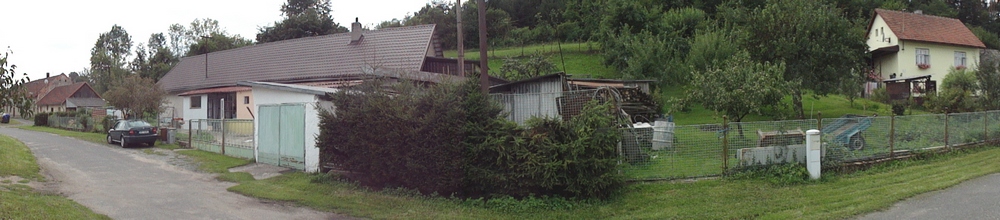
[1,0,433,81]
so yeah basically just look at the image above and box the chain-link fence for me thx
[48,116,97,132]
[188,119,254,160]
[621,111,1000,181]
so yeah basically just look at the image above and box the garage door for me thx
[257,104,306,170]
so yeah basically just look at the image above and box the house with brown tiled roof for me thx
[158,19,498,122]
[35,82,105,113]
[867,9,986,99]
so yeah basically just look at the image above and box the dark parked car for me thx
[107,119,158,148]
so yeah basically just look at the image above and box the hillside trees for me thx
[256,0,348,43]
[720,0,867,118]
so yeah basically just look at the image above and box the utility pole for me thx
[477,0,489,93]
[457,0,465,77]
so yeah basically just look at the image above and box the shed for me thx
[237,81,337,173]
[489,73,659,124]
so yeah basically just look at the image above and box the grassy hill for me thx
[444,42,619,79]
[448,42,927,125]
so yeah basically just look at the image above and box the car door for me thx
[110,121,123,141]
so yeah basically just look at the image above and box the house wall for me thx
[37,105,66,113]
[895,40,980,84]
[164,95,184,120]
[867,15,899,50]
[874,53,900,80]
[181,94,208,122]
[236,90,254,119]
[251,87,323,173]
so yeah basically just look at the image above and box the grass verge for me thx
[176,150,251,174]
[20,126,180,150]
[228,145,1000,219]
[0,134,109,219]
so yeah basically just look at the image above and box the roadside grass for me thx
[176,150,251,174]
[20,126,180,150]
[227,145,1000,219]
[0,134,109,219]
[0,134,41,179]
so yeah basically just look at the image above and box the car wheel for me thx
[107,135,113,144]
[147,141,156,147]
[120,136,128,148]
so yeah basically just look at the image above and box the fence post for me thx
[221,119,226,155]
[944,108,950,149]
[188,120,193,149]
[722,115,729,173]
[889,115,895,157]
[817,112,823,131]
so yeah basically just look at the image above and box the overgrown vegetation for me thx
[318,79,623,199]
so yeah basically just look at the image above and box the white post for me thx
[806,129,822,180]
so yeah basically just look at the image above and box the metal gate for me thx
[257,104,306,170]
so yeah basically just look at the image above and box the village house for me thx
[867,9,986,100]
[17,73,105,116]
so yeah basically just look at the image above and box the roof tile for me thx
[873,9,985,48]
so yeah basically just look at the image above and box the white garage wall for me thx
[180,95,208,122]
[251,87,323,173]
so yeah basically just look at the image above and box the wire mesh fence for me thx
[624,111,1000,181]
[48,116,97,132]
[188,119,254,160]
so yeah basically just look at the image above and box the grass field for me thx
[226,145,1000,219]
[444,42,618,79]
[0,134,109,219]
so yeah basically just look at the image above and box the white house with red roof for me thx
[867,9,986,92]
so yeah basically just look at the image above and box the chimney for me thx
[914,10,923,14]
[46,72,50,78]
[350,17,363,44]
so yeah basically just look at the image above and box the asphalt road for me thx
[0,125,342,220]
[859,172,1000,220]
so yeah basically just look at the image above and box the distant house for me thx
[35,82,105,113]
[867,9,986,99]
[158,20,497,122]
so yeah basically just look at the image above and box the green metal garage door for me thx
[257,104,306,170]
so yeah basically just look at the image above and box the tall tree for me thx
[186,33,254,56]
[0,48,34,118]
[684,51,788,123]
[102,74,166,119]
[720,0,867,118]
[131,33,179,81]
[256,0,348,43]
[89,25,134,94]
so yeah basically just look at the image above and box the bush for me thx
[891,101,906,116]
[101,116,116,133]
[318,79,624,199]
[33,113,48,126]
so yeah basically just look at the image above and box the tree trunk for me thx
[792,89,805,119]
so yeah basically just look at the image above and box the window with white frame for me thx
[916,48,930,65]
[190,96,202,109]
[955,51,967,67]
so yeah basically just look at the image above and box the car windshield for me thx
[126,121,151,127]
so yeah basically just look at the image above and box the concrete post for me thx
[806,129,821,180]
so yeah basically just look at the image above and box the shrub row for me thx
[317,79,624,199]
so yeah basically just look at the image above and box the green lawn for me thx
[226,145,1000,219]
[176,150,251,174]
[0,134,109,219]
[444,42,618,79]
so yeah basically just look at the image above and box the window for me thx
[190,96,202,109]
[244,96,250,104]
[916,48,930,65]
[955,51,967,67]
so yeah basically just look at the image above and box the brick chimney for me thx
[350,17,363,44]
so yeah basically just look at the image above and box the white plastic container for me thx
[651,120,674,150]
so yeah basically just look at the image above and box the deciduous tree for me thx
[684,51,787,123]
[102,74,166,119]
[256,0,348,43]
[89,25,133,94]
[0,48,34,118]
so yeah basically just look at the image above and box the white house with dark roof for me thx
[158,19,497,123]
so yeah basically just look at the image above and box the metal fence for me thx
[48,116,96,131]
[623,110,1000,181]
[187,119,254,160]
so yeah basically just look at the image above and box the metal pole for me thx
[456,0,465,77]
[944,108,950,149]
[221,119,226,155]
[188,119,192,149]
[722,116,730,172]
[817,112,823,132]
[889,115,895,157]
[985,111,989,143]
[477,0,489,93]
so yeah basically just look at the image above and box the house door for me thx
[257,104,306,170]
